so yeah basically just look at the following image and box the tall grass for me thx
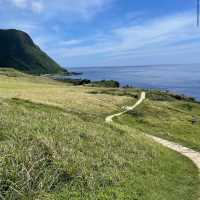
[0,69,199,199]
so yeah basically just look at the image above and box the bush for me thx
[89,80,120,88]
[146,89,197,102]
[55,78,91,85]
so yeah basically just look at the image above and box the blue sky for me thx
[0,0,200,67]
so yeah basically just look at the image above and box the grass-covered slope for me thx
[0,29,67,75]
[0,69,199,199]
[97,88,200,151]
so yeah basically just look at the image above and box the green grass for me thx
[0,69,199,199]
[0,29,67,75]
[115,90,200,151]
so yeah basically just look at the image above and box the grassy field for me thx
[111,89,200,151]
[0,69,199,200]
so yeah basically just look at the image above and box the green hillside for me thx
[0,68,199,200]
[0,29,67,75]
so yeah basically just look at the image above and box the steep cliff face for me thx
[0,29,67,75]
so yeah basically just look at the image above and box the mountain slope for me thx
[0,29,67,75]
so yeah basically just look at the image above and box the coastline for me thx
[67,65,200,102]
[52,73,199,103]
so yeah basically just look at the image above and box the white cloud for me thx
[53,0,112,13]
[7,0,112,18]
[31,1,44,13]
[8,0,44,13]
[42,0,114,20]
[49,12,200,65]
[60,40,84,46]
[10,0,27,8]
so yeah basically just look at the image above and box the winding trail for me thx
[105,92,146,123]
[148,135,200,170]
[105,92,200,172]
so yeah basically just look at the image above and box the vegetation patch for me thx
[117,99,200,151]
[0,135,72,199]
[55,78,91,85]
[0,70,199,199]
[89,88,139,98]
[88,80,120,88]
[54,78,120,88]
[145,89,197,103]
[0,68,26,77]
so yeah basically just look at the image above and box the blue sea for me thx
[69,64,200,101]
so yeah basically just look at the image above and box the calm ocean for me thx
[69,64,200,101]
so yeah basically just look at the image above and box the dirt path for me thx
[148,135,200,170]
[105,91,200,172]
[105,91,146,123]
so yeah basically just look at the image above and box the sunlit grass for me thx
[116,94,200,151]
[0,69,199,199]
